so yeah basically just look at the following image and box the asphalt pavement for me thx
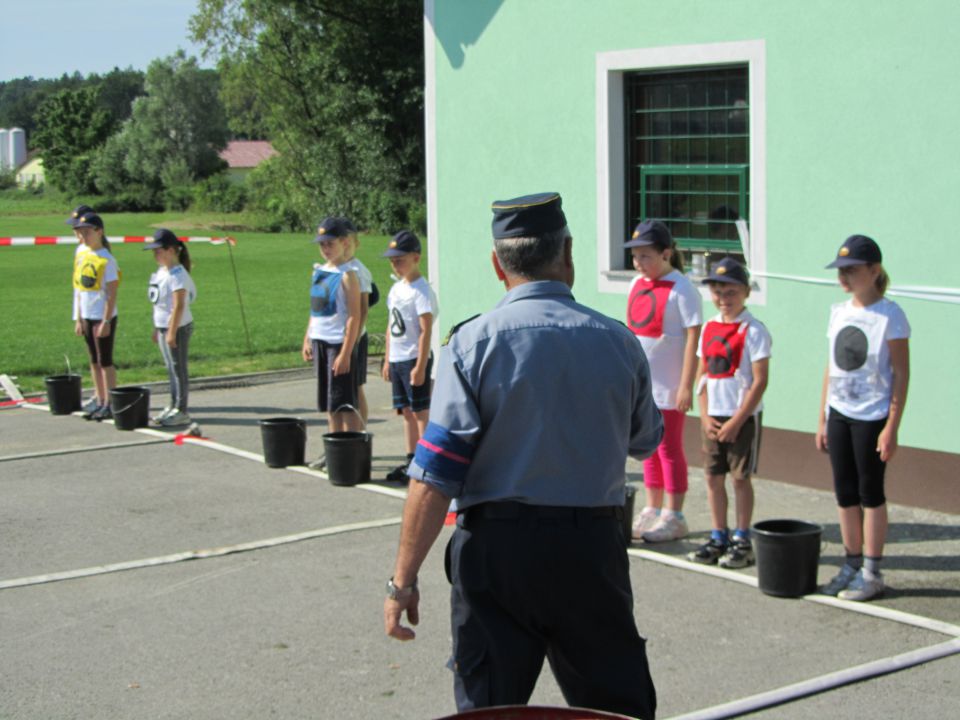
[1,367,957,719]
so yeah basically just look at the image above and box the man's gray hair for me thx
[493,226,571,279]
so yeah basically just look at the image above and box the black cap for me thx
[826,234,882,268]
[73,212,104,230]
[66,205,95,227]
[313,217,354,243]
[491,192,566,239]
[702,257,750,287]
[624,220,673,249]
[382,230,421,257]
[143,228,182,250]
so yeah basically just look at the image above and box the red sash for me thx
[702,320,747,378]
[627,278,675,338]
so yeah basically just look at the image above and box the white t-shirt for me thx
[73,247,120,321]
[149,264,196,328]
[343,257,373,334]
[307,262,358,343]
[698,310,772,417]
[826,298,910,421]
[387,276,438,362]
[626,270,703,409]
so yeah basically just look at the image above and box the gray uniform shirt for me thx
[408,280,662,509]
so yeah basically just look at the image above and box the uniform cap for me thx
[382,229,421,257]
[66,205,95,227]
[826,234,882,268]
[624,220,673,249]
[702,257,750,287]
[313,216,354,243]
[143,228,182,250]
[73,212,104,230]
[491,192,566,239]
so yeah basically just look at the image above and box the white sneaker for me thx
[838,568,885,602]
[631,509,660,540]
[158,410,191,427]
[821,564,859,596]
[152,407,174,423]
[82,397,100,414]
[642,513,689,543]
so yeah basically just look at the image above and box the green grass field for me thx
[0,210,414,394]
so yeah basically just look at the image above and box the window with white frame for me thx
[596,41,765,299]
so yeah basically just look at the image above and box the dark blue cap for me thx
[624,220,673,249]
[826,234,882,268]
[313,216,354,243]
[66,205,95,226]
[143,228,182,250]
[382,230,421,257]
[703,257,750,287]
[491,192,566,239]
[73,212,104,230]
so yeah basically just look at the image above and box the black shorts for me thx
[356,333,368,385]
[389,354,433,412]
[312,340,359,414]
[81,316,118,367]
[827,408,887,508]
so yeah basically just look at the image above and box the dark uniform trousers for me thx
[446,502,657,719]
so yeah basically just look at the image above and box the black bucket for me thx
[45,374,82,415]
[109,386,150,430]
[623,484,637,542]
[323,431,372,486]
[260,417,307,468]
[752,519,823,598]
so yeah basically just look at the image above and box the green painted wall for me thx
[429,0,959,454]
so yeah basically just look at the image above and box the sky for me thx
[0,0,211,82]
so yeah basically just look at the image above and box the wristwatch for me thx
[386,577,418,600]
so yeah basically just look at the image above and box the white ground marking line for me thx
[0,517,402,591]
[665,637,960,720]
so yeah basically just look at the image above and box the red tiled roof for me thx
[219,140,278,169]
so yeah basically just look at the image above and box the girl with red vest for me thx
[624,221,703,543]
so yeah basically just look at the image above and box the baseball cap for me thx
[143,228,182,250]
[826,235,882,268]
[73,212,104,230]
[702,257,750,287]
[624,220,673,249]
[313,217,353,243]
[66,205,95,227]
[382,230,421,257]
[491,192,567,239]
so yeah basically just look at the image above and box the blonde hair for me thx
[873,264,889,296]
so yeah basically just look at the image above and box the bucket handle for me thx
[332,403,366,431]
[112,392,148,417]
[64,354,72,376]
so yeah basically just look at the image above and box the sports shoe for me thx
[838,568,885,602]
[631,509,660,540]
[152,407,174,423]
[821,564,859,596]
[90,405,113,422]
[82,397,100,414]
[641,513,688,543]
[385,463,410,484]
[158,410,191,427]
[687,538,727,565]
[718,538,755,569]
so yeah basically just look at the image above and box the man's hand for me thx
[384,589,420,641]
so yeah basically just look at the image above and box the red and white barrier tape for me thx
[0,236,236,247]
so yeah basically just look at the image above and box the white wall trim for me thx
[595,39,767,304]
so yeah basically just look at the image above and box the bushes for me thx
[191,174,247,213]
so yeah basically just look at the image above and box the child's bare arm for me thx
[333,271,361,375]
[815,366,829,452]
[411,313,434,386]
[676,325,701,413]
[877,338,909,462]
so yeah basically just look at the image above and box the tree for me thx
[190,0,424,232]
[93,52,229,209]
[32,87,113,194]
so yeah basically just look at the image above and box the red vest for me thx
[702,320,748,379]
[627,278,675,338]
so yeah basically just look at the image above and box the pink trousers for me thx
[642,408,689,495]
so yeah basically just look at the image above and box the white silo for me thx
[9,128,26,170]
[0,129,9,170]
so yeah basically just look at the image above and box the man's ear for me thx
[491,250,507,282]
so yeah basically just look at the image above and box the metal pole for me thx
[225,238,253,354]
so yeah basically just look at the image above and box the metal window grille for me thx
[625,66,749,266]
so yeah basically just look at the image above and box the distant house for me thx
[15,153,44,187]
[218,140,277,183]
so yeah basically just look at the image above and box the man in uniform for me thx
[383,192,662,719]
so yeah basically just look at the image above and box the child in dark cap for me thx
[688,258,771,569]
[816,235,910,601]
[380,230,438,483]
